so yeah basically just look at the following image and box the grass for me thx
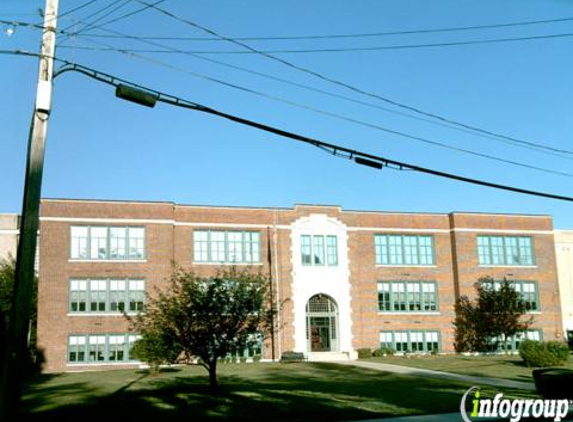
[366,354,573,382]
[19,362,527,421]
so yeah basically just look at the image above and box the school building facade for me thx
[36,198,564,372]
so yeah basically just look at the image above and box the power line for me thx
[8,18,573,159]
[2,48,571,201]
[136,0,573,157]
[58,37,573,177]
[74,15,573,41]
[60,0,132,33]
[83,31,573,54]
[51,60,573,202]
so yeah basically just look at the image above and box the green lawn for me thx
[20,362,525,421]
[367,354,573,382]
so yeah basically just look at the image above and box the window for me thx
[68,334,142,364]
[379,330,440,353]
[477,236,535,266]
[487,330,542,353]
[193,230,261,263]
[69,280,87,312]
[70,226,146,260]
[377,281,438,312]
[128,280,145,312]
[375,235,435,265]
[69,278,145,314]
[300,235,338,267]
[481,280,540,311]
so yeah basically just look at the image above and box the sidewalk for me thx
[336,360,535,390]
[344,413,463,422]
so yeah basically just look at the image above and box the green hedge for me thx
[519,340,570,367]
[357,348,372,359]
[373,347,395,357]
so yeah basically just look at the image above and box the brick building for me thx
[0,214,19,261]
[37,198,564,372]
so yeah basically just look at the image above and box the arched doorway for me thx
[306,294,338,352]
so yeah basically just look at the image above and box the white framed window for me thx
[300,235,338,267]
[70,226,146,261]
[379,330,440,353]
[375,235,435,266]
[477,236,535,266]
[69,278,145,314]
[193,230,261,264]
[481,280,540,311]
[68,333,142,364]
[378,281,438,312]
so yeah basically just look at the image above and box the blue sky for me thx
[1,0,572,227]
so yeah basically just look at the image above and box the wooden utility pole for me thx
[0,0,58,419]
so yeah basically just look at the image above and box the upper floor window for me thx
[69,278,145,314]
[377,281,438,312]
[193,230,261,264]
[301,235,338,266]
[70,226,145,260]
[477,235,534,266]
[375,234,434,266]
[480,280,540,311]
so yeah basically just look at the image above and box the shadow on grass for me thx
[20,363,475,422]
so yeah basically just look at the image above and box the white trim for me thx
[40,217,553,235]
[175,221,290,229]
[478,265,538,269]
[41,216,174,225]
[68,259,148,263]
[348,227,448,233]
[67,312,139,317]
[0,229,19,235]
[191,262,263,266]
[66,361,140,367]
[378,312,440,316]
[454,228,553,235]
[376,264,438,268]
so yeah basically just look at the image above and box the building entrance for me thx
[306,295,338,352]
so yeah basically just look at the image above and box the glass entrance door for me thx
[306,294,338,352]
[310,317,331,352]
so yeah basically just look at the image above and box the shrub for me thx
[252,354,261,362]
[130,334,180,373]
[519,340,570,367]
[357,348,372,359]
[373,347,395,357]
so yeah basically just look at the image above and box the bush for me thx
[519,340,570,367]
[130,333,181,373]
[357,348,372,359]
[373,347,395,357]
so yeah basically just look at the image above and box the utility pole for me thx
[0,0,58,419]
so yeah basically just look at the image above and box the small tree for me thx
[0,256,40,376]
[129,267,274,391]
[454,276,532,353]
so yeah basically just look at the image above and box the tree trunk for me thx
[208,359,218,392]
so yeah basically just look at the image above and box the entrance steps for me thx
[307,352,355,362]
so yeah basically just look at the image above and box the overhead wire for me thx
[60,36,573,178]
[73,15,573,41]
[2,48,572,201]
[135,0,573,157]
[6,18,573,161]
[75,31,573,53]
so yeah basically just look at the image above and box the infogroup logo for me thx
[460,387,570,422]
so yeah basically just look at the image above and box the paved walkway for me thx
[336,360,535,391]
[343,413,464,422]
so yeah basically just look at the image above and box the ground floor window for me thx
[225,333,263,359]
[485,329,542,353]
[68,333,141,364]
[379,330,440,353]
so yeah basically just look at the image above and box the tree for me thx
[454,276,532,353]
[0,256,39,376]
[128,267,274,391]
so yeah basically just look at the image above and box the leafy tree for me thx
[454,276,532,353]
[128,267,274,391]
[129,331,180,374]
[0,256,40,376]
